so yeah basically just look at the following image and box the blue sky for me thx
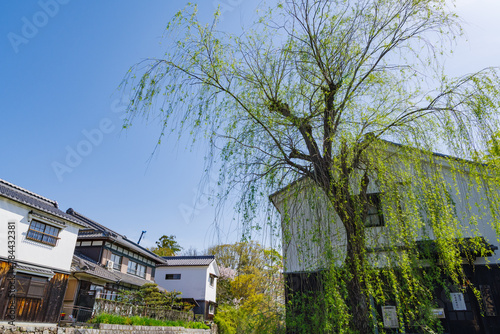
[1,0,499,251]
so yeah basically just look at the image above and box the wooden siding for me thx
[0,261,69,323]
[284,266,500,334]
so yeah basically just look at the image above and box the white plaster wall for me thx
[156,266,210,301]
[205,261,218,303]
[439,165,500,266]
[274,183,347,273]
[0,198,79,272]
[275,159,500,273]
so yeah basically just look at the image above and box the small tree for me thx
[116,283,186,311]
[149,235,182,257]
[209,242,285,333]
[208,241,275,274]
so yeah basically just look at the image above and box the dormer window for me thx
[26,220,60,246]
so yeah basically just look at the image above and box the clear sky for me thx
[1,0,499,251]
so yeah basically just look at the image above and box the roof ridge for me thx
[158,256,215,267]
[68,208,166,264]
[120,235,165,261]
[162,255,214,260]
[67,208,114,234]
[0,178,58,207]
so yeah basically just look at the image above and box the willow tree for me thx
[122,0,500,332]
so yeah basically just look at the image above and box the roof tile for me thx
[0,179,83,226]
[67,208,166,264]
[159,255,215,267]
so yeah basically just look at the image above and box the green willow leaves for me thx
[122,0,500,332]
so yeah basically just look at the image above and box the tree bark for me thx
[345,221,371,334]
[330,190,372,333]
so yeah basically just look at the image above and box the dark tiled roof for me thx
[72,252,153,287]
[77,229,107,238]
[72,253,118,282]
[16,264,54,276]
[0,179,84,226]
[67,208,165,264]
[67,208,118,237]
[112,269,153,287]
[158,255,215,267]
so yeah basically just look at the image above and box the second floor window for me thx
[209,274,216,287]
[365,193,385,227]
[26,220,60,246]
[110,253,122,271]
[127,260,146,278]
[165,274,181,280]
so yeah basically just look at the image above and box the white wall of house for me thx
[0,197,80,272]
[205,261,218,302]
[273,158,500,274]
[156,263,218,303]
[273,183,346,273]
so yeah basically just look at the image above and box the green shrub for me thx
[88,313,209,329]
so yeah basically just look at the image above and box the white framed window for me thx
[127,260,146,278]
[209,303,215,314]
[137,263,146,278]
[110,253,122,271]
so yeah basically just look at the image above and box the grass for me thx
[89,313,210,329]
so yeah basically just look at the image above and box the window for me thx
[16,274,48,299]
[209,303,215,314]
[127,260,146,278]
[103,283,121,301]
[137,264,146,278]
[209,274,216,287]
[165,274,181,280]
[365,193,385,227]
[90,284,104,298]
[110,253,122,271]
[26,220,60,246]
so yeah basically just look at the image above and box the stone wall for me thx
[0,323,218,334]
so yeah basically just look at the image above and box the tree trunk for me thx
[321,160,372,332]
[345,224,371,334]
[334,196,372,334]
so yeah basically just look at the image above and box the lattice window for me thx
[26,220,60,246]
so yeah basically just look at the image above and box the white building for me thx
[155,255,219,320]
[0,178,85,324]
[271,143,500,334]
